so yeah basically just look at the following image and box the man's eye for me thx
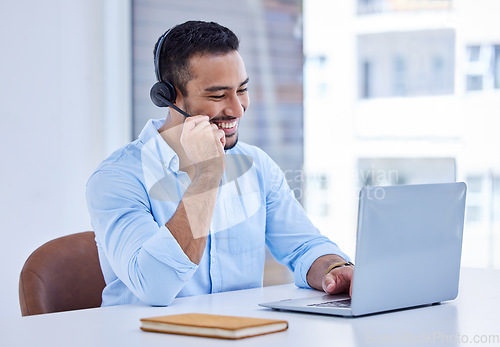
[210,95,225,99]
[238,88,248,93]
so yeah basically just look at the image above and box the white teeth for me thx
[218,121,236,129]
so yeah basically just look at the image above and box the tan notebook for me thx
[140,313,288,339]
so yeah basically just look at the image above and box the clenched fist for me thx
[180,116,226,176]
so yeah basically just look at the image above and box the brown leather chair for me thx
[19,231,106,316]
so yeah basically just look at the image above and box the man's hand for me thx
[180,115,226,175]
[165,115,227,264]
[307,255,354,296]
[322,265,354,296]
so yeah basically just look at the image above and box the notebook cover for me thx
[140,313,288,339]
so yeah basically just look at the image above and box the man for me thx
[87,21,353,306]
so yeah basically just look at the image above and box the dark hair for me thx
[153,21,240,96]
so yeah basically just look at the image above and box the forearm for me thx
[306,254,347,290]
[166,170,221,264]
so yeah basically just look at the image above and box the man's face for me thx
[177,51,250,150]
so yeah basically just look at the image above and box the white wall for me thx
[0,0,130,318]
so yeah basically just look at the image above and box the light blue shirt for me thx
[86,119,350,306]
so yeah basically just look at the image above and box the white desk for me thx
[3,268,499,346]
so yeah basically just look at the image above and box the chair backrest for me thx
[19,231,106,316]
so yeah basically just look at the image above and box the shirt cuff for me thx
[293,242,351,289]
[142,225,197,281]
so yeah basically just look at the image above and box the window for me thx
[361,60,372,98]
[468,45,481,62]
[465,176,484,223]
[466,75,483,91]
[132,0,304,198]
[392,55,407,96]
[494,177,500,222]
[465,44,500,92]
[357,30,454,98]
[431,55,446,93]
[494,45,500,89]
[357,0,453,15]
[305,0,500,268]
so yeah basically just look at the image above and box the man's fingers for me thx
[180,115,226,168]
[183,115,210,132]
[186,118,212,135]
[322,267,354,295]
[186,115,209,125]
[212,125,226,149]
[323,277,336,293]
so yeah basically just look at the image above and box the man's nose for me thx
[224,95,245,118]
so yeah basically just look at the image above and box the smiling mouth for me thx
[211,118,238,132]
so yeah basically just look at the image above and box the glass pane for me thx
[466,75,483,91]
[494,46,500,89]
[132,0,304,196]
[357,30,455,98]
[468,45,481,62]
[494,177,500,222]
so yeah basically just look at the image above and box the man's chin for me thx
[224,134,238,150]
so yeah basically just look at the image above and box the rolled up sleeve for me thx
[87,169,196,306]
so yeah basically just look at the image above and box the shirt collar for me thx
[139,118,180,172]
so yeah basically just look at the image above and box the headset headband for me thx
[154,30,170,82]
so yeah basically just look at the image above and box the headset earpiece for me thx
[150,81,177,107]
[150,80,192,118]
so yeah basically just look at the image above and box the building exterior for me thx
[304,0,500,268]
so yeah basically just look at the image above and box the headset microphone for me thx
[150,30,193,117]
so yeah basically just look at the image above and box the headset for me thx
[150,30,192,117]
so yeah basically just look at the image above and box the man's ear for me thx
[174,86,184,105]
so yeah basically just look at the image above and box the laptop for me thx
[260,182,467,317]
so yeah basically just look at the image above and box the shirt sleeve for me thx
[86,169,197,306]
[260,151,351,289]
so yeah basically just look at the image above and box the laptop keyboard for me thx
[307,298,352,308]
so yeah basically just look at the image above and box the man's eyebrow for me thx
[204,77,250,93]
[239,77,250,87]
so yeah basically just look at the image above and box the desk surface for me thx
[3,268,499,346]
